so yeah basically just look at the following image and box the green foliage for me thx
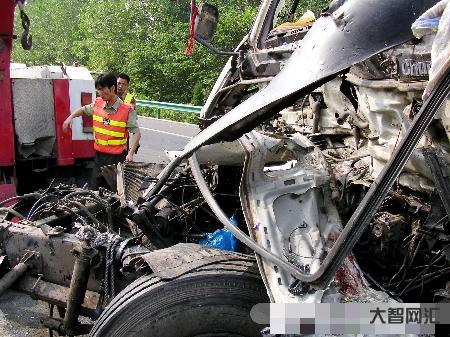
[282,0,330,18]
[12,0,86,65]
[12,0,258,106]
[191,81,205,106]
[11,0,329,120]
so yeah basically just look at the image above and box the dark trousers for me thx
[91,151,126,190]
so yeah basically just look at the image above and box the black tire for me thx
[90,260,269,337]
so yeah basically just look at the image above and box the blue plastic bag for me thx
[199,215,238,252]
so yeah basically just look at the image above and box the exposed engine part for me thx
[371,212,406,239]
[423,148,450,216]
[350,36,432,82]
[118,162,167,204]
[63,239,96,334]
[0,251,35,296]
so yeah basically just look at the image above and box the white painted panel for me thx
[68,75,95,141]
[66,66,94,80]
[11,65,64,79]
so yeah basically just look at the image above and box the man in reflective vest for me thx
[62,72,141,189]
[117,73,136,110]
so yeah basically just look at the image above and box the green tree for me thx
[191,81,204,105]
[11,0,330,108]
[12,0,86,65]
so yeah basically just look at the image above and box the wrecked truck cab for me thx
[150,0,448,309]
[1,0,449,336]
[198,0,316,123]
[198,0,438,124]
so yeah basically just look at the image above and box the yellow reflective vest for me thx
[92,98,131,154]
[124,93,134,104]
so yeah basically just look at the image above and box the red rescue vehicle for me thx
[0,2,95,200]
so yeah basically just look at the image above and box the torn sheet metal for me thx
[238,131,384,303]
[179,0,438,153]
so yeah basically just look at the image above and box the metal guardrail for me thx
[135,99,202,118]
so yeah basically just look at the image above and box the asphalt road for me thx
[0,117,200,337]
[0,290,56,337]
[134,116,200,163]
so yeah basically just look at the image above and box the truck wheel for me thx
[90,261,269,337]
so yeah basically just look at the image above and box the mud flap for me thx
[132,243,256,280]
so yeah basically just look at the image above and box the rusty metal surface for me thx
[0,221,101,291]
[63,244,95,332]
[14,276,99,315]
[0,262,28,296]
